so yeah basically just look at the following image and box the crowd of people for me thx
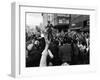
[26,23,90,67]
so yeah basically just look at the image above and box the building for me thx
[42,13,90,32]
[42,13,71,32]
[70,15,90,32]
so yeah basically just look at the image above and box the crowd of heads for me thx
[26,25,90,67]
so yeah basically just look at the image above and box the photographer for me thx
[46,21,53,41]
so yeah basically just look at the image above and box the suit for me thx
[59,43,72,64]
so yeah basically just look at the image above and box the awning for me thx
[53,24,69,29]
[69,27,89,32]
[80,27,89,32]
[69,27,82,30]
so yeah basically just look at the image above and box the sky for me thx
[26,13,43,29]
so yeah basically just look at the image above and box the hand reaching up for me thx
[40,35,53,67]
[44,35,51,46]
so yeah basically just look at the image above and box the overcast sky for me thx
[26,13,43,28]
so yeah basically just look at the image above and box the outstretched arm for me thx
[39,45,49,66]
[39,36,50,67]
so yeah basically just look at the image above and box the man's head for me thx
[48,21,50,24]
[63,36,72,44]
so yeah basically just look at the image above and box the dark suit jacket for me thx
[26,47,41,67]
[59,43,72,63]
[48,41,62,66]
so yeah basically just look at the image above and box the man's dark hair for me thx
[64,36,72,44]
[48,21,50,24]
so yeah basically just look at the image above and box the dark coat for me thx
[59,43,72,64]
[48,41,62,66]
[26,47,41,67]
